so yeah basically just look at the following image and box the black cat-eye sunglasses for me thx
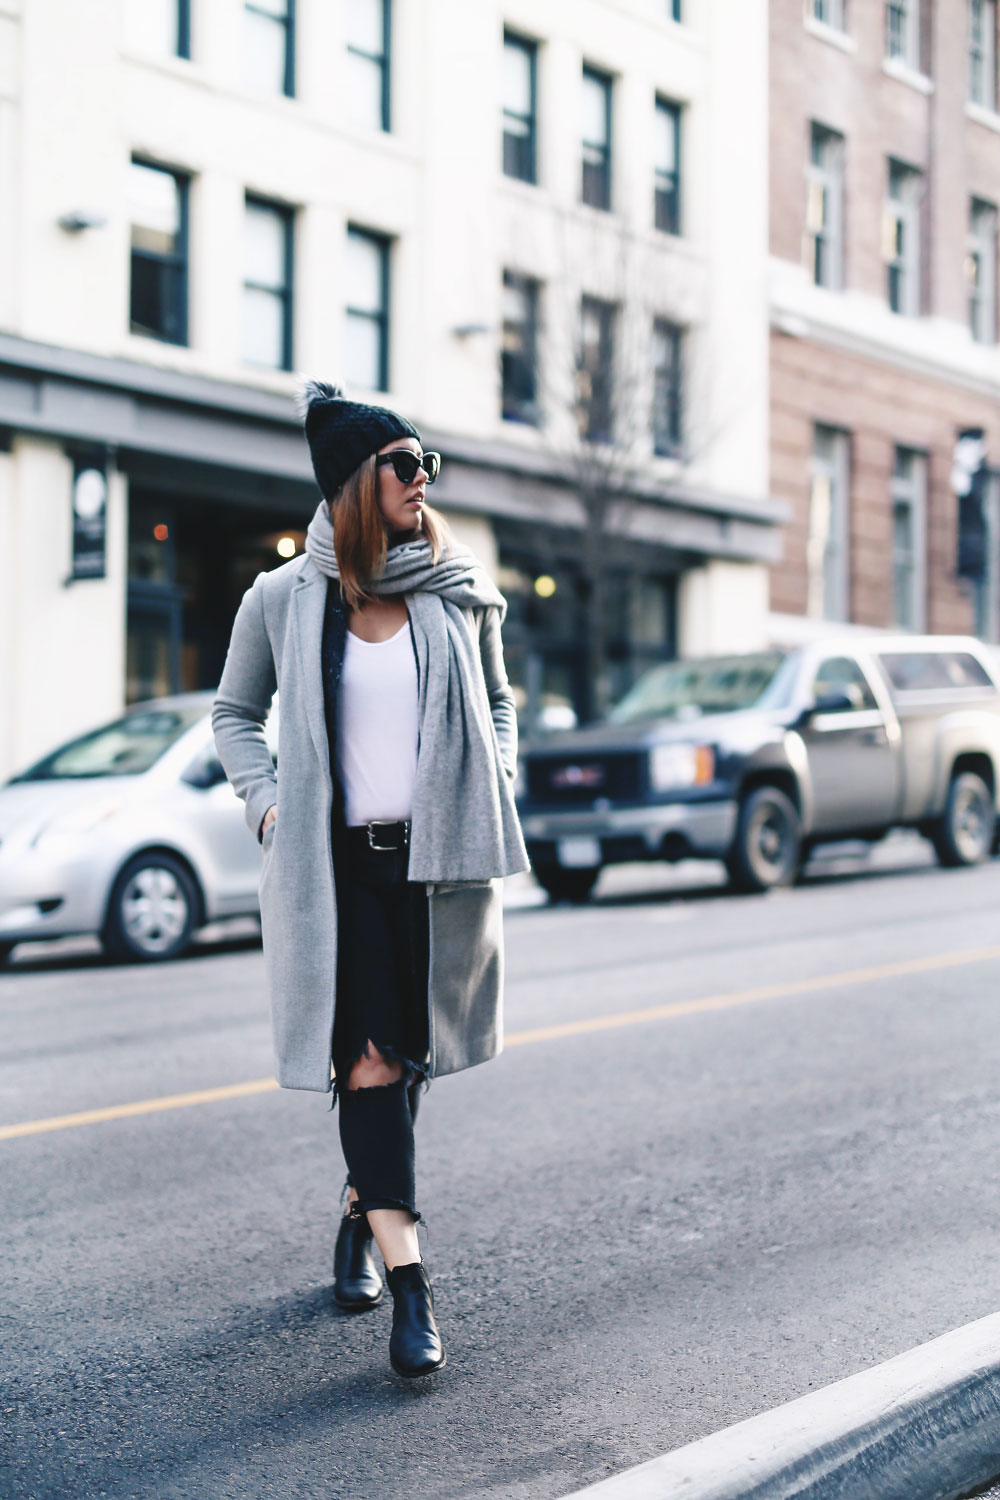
[375,449,441,485]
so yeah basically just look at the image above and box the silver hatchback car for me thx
[0,693,277,965]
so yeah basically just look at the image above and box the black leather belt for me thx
[351,819,411,852]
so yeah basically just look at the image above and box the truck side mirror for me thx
[796,690,856,727]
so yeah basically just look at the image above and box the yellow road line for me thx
[4,943,1000,1142]
[504,944,1000,1046]
[0,1078,280,1141]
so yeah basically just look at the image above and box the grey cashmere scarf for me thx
[305,502,528,884]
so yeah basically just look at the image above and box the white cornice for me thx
[769,257,1000,400]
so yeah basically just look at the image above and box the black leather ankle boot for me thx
[385,1261,446,1377]
[333,1211,383,1311]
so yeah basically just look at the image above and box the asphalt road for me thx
[4,840,1000,1500]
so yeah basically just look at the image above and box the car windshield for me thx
[608,653,789,725]
[10,706,207,781]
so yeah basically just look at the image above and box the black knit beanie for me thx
[296,379,421,500]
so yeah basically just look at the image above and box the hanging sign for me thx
[71,454,108,580]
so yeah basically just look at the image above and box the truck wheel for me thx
[534,867,600,904]
[726,786,802,893]
[102,853,199,962]
[931,772,994,868]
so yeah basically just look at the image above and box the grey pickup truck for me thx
[516,635,1000,901]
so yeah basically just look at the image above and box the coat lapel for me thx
[291,565,332,782]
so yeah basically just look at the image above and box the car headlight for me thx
[32,799,125,846]
[649,744,714,792]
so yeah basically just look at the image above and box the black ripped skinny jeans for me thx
[332,823,430,1222]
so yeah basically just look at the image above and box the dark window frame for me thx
[886,0,920,68]
[347,0,392,131]
[808,121,845,289]
[129,158,190,347]
[969,0,998,107]
[177,0,191,58]
[503,30,538,184]
[581,65,613,211]
[812,0,846,26]
[652,318,683,457]
[345,225,391,393]
[245,0,296,98]
[243,195,295,371]
[501,270,540,425]
[578,294,616,444]
[886,156,922,317]
[654,96,682,235]
[890,445,927,632]
[968,196,998,344]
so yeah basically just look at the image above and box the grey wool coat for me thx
[211,552,526,1093]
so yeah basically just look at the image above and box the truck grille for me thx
[526,752,645,804]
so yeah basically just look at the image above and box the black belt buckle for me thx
[367,820,409,852]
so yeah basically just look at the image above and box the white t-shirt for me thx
[335,622,419,826]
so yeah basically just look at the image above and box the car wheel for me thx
[726,786,802,893]
[102,853,199,963]
[932,772,994,868]
[0,941,15,968]
[533,866,600,904]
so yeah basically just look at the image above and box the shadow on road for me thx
[0,923,263,977]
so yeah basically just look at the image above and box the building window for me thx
[244,0,295,97]
[124,0,191,58]
[886,0,920,68]
[501,272,540,425]
[577,296,615,443]
[347,0,391,132]
[652,320,683,456]
[806,123,845,289]
[812,0,846,27]
[970,0,997,107]
[808,424,850,621]
[129,160,188,346]
[345,227,390,392]
[891,447,926,630]
[581,66,613,211]
[884,159,922,316]
[968,198,998,343]
[242,198,293,370]
[653,98,682,235]
[503,32,537,183]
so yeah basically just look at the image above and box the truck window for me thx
[811,657,877,711]
[877,651,993,693]
[608,652,788,724]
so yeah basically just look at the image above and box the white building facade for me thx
[0,0,780,777]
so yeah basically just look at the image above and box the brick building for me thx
[769,0,1000,642]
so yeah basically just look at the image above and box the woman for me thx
[212,382,528,1379]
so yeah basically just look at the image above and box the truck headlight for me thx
[649,744,714,792]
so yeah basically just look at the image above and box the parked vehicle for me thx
[516,636,1000,901]
[0,693,277,965]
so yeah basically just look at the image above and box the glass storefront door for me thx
[126,489,307,703]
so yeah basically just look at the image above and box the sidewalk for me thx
[560,1312,1000,1500]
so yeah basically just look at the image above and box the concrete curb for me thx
[562,1312,1000,1500]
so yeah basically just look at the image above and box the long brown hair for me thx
[331,453,448,610]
